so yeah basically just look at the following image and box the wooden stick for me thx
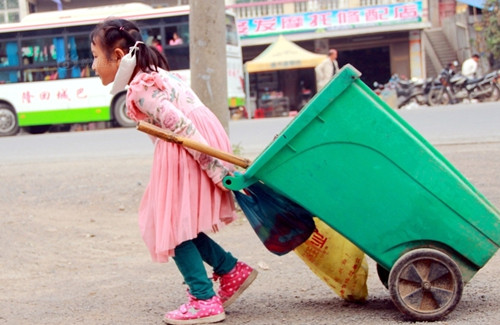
[136,121,251,168]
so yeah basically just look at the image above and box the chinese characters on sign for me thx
[22,87,88,104]
[237,1,422,38]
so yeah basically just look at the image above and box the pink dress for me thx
[126,70,237,262]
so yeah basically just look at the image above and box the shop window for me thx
[7,11,18,22]
[6,0,19,9]
[0,0,21,23]
[226,15,239,46]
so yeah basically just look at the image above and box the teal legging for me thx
[173,232,237,300]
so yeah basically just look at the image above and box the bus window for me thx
[162,24,189,70]
[0,4,245,136]
[178,24,189,44]
[165,25,188,47]
[0,40,20,83]
[68,34,94,78]
[67,25,95,78]
[142,27,163,53]
[21,37,59,82]
[165,45,189,70]
[21,37,58,64]
[1,41,19,67]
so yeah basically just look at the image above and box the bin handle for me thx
[136,121,251,169]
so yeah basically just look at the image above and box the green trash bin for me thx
[224,64,500,321]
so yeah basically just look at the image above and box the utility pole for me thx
[189,0,230,133]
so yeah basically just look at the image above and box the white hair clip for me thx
[110,41,145,95]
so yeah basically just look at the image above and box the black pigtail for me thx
[91,18,170,72]
[127,28,170,72]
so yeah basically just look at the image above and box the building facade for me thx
[234,1,432,87]
[3,0,481,111]
[0,0,33,23]
[4,0,189,20]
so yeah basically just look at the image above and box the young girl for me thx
[90,19,257,324]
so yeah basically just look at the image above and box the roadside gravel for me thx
[1,142,499,325]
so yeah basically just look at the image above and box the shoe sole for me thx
[222,269,258,308]
[163,312,226,325]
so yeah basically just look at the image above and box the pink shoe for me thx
[163,294,225,325]
[214,261,258,308]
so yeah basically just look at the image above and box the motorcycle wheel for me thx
[482,83,500,102]
[428,88,450,106]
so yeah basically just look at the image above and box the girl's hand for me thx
[216,169,233,192]
[216,181,229,192]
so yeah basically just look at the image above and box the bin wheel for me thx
[388,248,463,321]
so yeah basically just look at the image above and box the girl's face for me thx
[91,40,120,86]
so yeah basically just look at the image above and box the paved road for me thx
[229,102,500,157]
[1,102,499,164]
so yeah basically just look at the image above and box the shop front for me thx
[245,35,326,118]
[238,1,431,113]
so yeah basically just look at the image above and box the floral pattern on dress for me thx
[126,70,229,184]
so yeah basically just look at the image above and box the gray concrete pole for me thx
[189,0,230,133]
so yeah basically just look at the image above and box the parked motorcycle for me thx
[428,64,458,106]
[420,76,436,105]
[374,74,427,109]
[466,70,500,102]
[429,67,500,106]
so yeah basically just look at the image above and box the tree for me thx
[481,0,500,64]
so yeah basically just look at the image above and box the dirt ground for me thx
[1,142,500,325]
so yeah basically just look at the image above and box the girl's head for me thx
[90,18,169,86]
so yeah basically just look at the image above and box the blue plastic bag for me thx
[233,181,316,256]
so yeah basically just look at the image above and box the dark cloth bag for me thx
[233,181,316,256]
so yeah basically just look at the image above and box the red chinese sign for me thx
[238,1,422,38]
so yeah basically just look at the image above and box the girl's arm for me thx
[127,73,229,185]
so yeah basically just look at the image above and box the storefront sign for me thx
[237,1,423,39]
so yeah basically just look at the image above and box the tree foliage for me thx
[482,0,500,60]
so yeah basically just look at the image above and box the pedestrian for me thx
[90,18,257,324]
[461,53,480,78]
[315,48,340,91]
[444,61,459,77]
